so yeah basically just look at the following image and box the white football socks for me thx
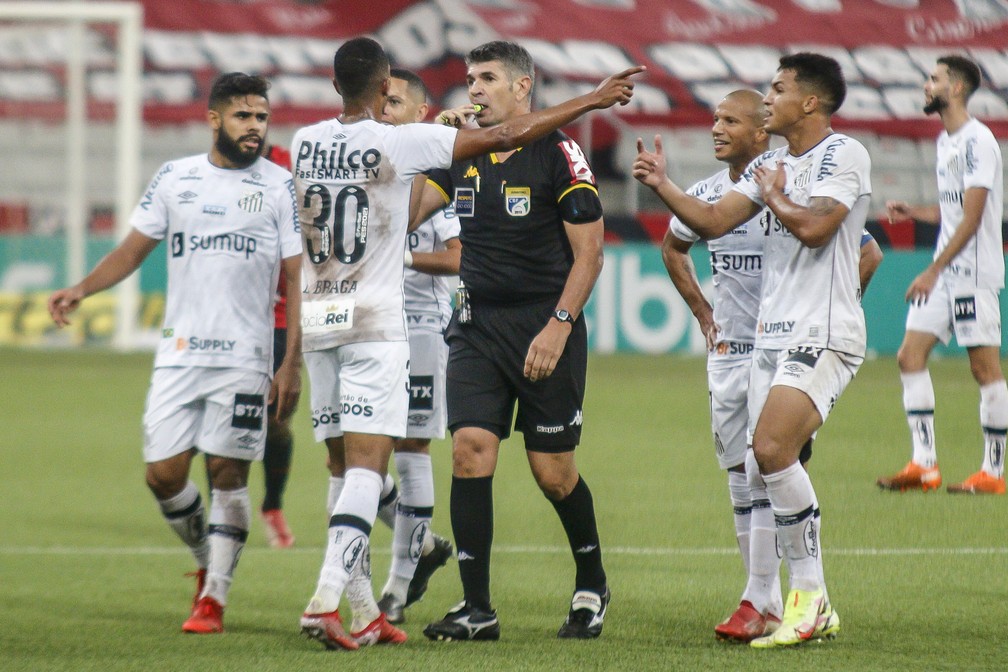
[205,486,250,606]
[157,480,209,568]
[309,468,382,621]
[383,452,435,603]
[980,380,1008,478]
[763,462,822,594]
[902,370,937,468]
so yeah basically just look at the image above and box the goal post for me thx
[0,2,144,349]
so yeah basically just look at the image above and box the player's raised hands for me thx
[590,65,646,109]
[632,135,669,189]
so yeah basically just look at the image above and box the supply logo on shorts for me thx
[505,187,531,217]
[231,393,264,430]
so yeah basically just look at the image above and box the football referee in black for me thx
[417,41,621,642]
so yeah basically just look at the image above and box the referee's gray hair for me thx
[466,41,535,92]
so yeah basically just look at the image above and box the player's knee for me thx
[145,464,186,500]
[206,457,250,490]
[395,438,431,454]
[896,343,926,373]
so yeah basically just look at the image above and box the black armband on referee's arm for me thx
[558,185,603,223]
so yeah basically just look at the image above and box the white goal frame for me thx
[0,2,143,349]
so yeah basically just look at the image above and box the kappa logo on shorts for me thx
[232,393,264,430]
[409,375,435,411]
[954,296,977,322]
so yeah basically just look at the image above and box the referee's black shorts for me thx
[445,299,587,452]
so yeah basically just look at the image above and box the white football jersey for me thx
[669,168,765,346]
[130,154,301,373]
[405,204,460,331]
[734,133,870,356]
[934,117,1004,289]
[291,118,457,351]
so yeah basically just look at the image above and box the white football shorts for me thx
[905,274,1001,347]
[405,326,448,440]
[143,366,269,463]
[748,346,862,437]
[707,355,752,470]
[305,341,410,441]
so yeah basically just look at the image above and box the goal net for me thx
[0,2,144,349]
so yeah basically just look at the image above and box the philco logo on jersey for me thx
[505,187,531,217]
[294,140,382,180]
[559,139,596,184]
[454,188,475,217]
[239,191,263,213]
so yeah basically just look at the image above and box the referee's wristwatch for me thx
[552,309,575,324]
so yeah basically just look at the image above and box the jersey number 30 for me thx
[303,183,369,265]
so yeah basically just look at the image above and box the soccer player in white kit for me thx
[876,55,1007,496]
[663,90,782,642]
[309,67,457,625]
[47,73,303,634]
[634,53,870,648]
[294,36,643,651]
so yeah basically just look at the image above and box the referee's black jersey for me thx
[427,129,601,306]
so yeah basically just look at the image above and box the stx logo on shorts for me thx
[231,393,264,430]
[409,375,434,411]
[786,346,822,368]
[954,296,977,322]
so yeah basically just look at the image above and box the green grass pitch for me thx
[2,348,1006,671]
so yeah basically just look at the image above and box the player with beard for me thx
[877,55,1007,495]
[48,72,303,634]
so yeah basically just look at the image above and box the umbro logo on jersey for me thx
[177,191,197,203]
[331,133,346,140]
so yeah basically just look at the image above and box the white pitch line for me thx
[0,545,1005,557]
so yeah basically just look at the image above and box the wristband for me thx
[404,250,414,268]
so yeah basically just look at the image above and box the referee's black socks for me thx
[549,476,607,594]
[450,475,494,611]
